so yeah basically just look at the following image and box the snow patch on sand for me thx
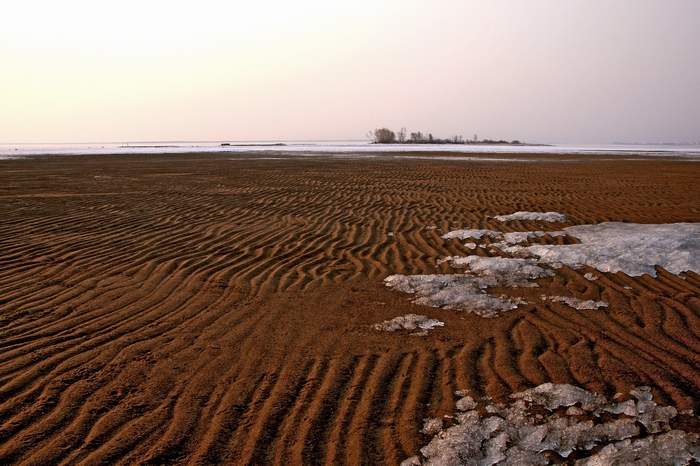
[543,295,609,310]
[443,229,566,250]
[494,211,567,222]
[504,222,700,277]
[372,314,444,336]
[384,274,519,318]
[403,383,700,466]
[385,257,553,317]
[388,221,700,319]
[441,229,503,241]
[437,256,553,286]
[502,231,540,244]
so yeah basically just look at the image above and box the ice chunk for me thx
[406,383,700,465]
[604,399,638,417]
[503,231,540,244]
[483,431,509,464]
[441,228,543,246]
[567,406,586,416]
[639,405,678,434]
[384,275,508,317]
[421,418,443,436]
[504,222,700,277]
[400,456,422,466]
[455,396,477,411]
[514,383,607,411]
[415,286,517,318]
[630,386,653,402]
[386,256,553,317]
[546,296,609,310]
[441,229,502,241]
[372,314,444,333]
[494,211,567,222]
[575,430,700,466]
[584,272,598,281]
[436,256,554,285]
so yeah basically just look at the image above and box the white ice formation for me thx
[437,256,554,287]
[421,418,444,436]
[372,314,445,335]
[502,231,541,244]
[442,229,564,247]
[503,222,700,277]
[442,229,504,241]
[493,211,567,222]
[384,275,520,318]
[403,383,700,466]
[389,221,700,318]
[543,295,609,310]
[385,257,553,317]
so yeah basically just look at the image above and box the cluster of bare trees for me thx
[367,127,521,145]
[366,127,411,143]
[366,128,397,143]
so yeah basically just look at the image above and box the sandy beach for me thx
[1,151,700,465]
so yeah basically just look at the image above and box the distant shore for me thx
[366,127,534,145]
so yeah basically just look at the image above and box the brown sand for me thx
[1,151,699,465]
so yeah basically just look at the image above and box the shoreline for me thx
[3,142,700,160]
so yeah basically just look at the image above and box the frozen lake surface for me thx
[2,140,700,160]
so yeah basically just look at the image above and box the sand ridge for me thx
[1,152,700,464]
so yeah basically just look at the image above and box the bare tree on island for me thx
[397,127,407,142]
[367,128,396,143]
[410,131,424,143]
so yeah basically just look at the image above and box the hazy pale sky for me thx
[2,0,699,144]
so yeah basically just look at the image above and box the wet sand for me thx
[1,151,700,465]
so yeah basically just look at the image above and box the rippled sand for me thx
[1,151,699,465]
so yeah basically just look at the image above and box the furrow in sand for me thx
[478,339,512,402]
[511,318,550,387]
[236,359,323,465]
[261,358,349,465]
[378,353,417,465]
[392,353,427,462]
[322,355,379,464]
[268,358,335,466]
[322,355,376,465]
[341,352,405,465]
[489,318,531,394]
[179,368,268,466]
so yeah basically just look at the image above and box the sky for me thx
[1,0,699,144]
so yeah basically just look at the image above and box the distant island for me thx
[367,127,522,145]
[220,143,286,147]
